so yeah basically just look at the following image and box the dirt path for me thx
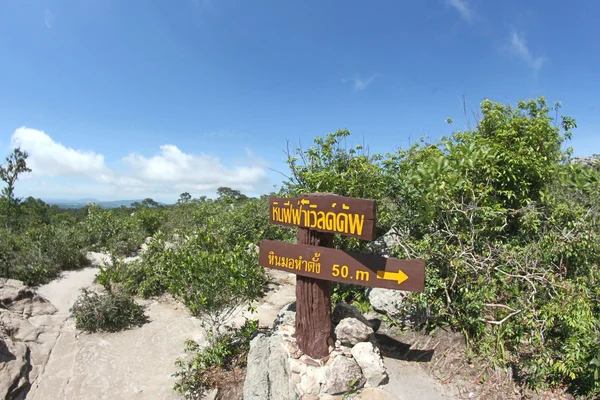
[22,254,461,400]
[25,256,299,400]
[28,255,207,400]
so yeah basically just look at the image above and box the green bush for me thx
[173,319,258,399]
[284,100,599,395]
[0,224,89,286]
[379,98,599,395]
[83,206,145,254]
[97,233,174,298]
[70,288,146,333]
[165,230,267,329]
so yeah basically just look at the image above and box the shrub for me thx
[380,98,599,395]
[83,206,145,255]
[165,230,267,331]
[97,233,174,298]
[70,288,146,333]
[0,224,89,286]
[173,319,259,399]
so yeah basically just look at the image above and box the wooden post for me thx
[295,227,335,359]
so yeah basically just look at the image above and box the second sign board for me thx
[259,240,425,292]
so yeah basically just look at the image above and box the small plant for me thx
[70,288,146,333]
[173,319,259,399]
[342,378,361,399]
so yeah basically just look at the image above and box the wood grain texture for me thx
[295,228,334,359]
[269,194,376,240]
[259,240,426,292]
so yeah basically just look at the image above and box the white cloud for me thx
[11,127,110,179]
[9,127,269,202]
[123,144,267,187]
[342,74,379,91]
[446,0,473,22]
[44,9,53,29]
[509,31,545,71]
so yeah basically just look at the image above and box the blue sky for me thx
[0,0,598,202]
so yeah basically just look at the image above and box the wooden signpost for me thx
[259,193,426,359]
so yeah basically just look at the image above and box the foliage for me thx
[98,233,174,298]
[70,288,146,333]
[284,129,391,252]
[83,205,145,254]
[379,98,599,395]
[165,229,267,330]
[173,319,258,399]
[0,223,89,286]
[280,99,598,395]
[0,148,31,229]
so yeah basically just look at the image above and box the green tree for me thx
[216,187,248,202]
[0,148,32,228]
[177,192,192,204]
[141,198,160,208]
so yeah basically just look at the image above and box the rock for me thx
[371,228,402,257]
[0,338,30,400]
[0,279,67,399]
[0,279,57,317]
[350,342,388,387]
[367,288,408,319]
[243,334,271,400]
[571,156,599,167]
[86,251,112,267]
[247,243,259,255]
[269,335,299,400]
[243,333,299,400]
[332,303,376,330]
[352,387,396,399]
[123,255,142,264]
[299,374,319,396]
[321,356,365,395]
[334,318,373,346]
[273,302,296,331]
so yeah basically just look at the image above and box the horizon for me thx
[1,0,599,204]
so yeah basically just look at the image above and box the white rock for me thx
[350,342,388,387]
[367,288,408,319]
[299,374,319,396]
[321,356,365,395]
[334,318,373,346]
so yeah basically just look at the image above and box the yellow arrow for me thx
[300,199,310,205]
[376,269,409,285]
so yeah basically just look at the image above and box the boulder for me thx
[367,288,407,319]
[334,318,373,346]
[321,356,365,395]
[269,335,297,400]
[243,334,271,399]
[243,333,299,400]
[371,228,402,257]
[0,279,65,400]
[0,338,30,399]
[0,279,57,318]
[273,302,296,331]
[332,303,374,330]
[350,342,388,387]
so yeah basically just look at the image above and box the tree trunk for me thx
[295,227,334,359]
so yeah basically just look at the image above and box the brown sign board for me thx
[259,240,425,292]
[269,194,376,241]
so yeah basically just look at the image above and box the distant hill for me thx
[43,199,168,209]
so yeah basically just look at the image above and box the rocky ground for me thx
[1,244,539,400]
